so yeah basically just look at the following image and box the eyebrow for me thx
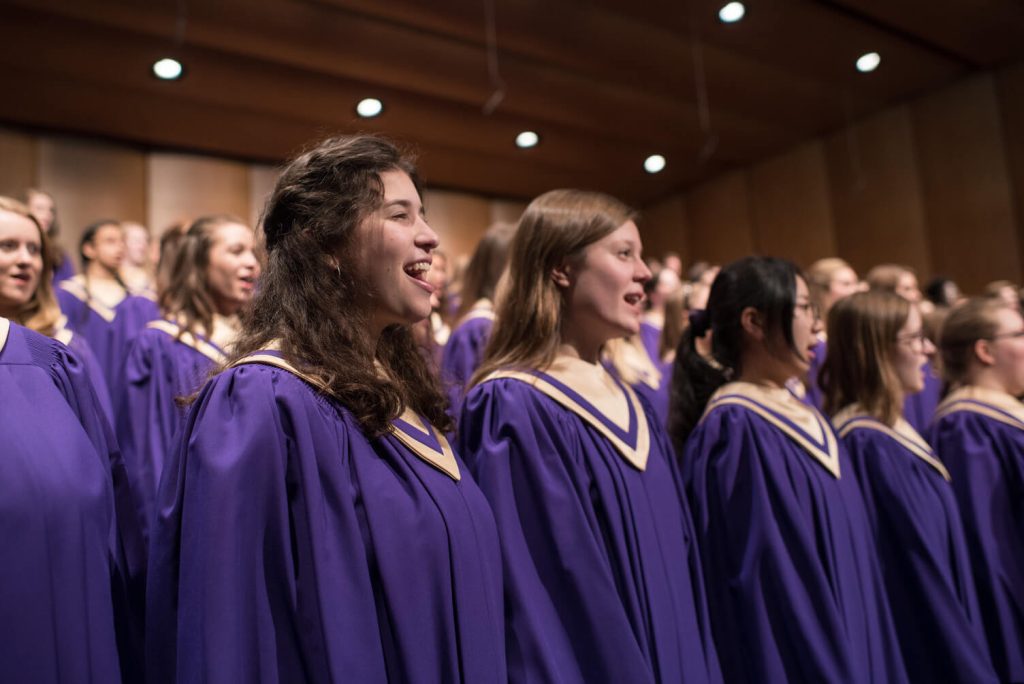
[383,199,426,216]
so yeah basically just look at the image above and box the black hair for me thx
[668,256,802,451]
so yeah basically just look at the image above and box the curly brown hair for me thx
[226,134,453,436]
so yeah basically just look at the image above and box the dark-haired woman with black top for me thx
[669,256,908,684]
[146,135,505,683]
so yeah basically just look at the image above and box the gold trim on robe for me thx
[58,277,118,322]
[704,381,841,478]
[232,351,459,480]
[833,405,950,481]
[458,298,496,325]
[147,320,228,365]
[481,354,650,471]
[604,336,662,390]
[934,385,1024,431]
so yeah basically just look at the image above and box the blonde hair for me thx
[0,196,62,335]
[472,189,636,384]
[866,263,913,294]
[820,291,909,426]
[807,257,853,313]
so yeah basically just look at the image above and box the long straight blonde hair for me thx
[471,189,635,384]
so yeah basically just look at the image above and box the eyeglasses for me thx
[986,329,1024,341]
[896,330,930,348]
[795,301,820,319]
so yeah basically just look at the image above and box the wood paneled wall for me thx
[0,126,513,267]
[643,63,1024,294]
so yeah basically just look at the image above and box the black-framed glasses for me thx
[986,329,1024,340]
[795,301,820,319]
[896,330,930,347]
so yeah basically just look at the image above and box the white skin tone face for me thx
[996,285,1020,312]
[557,220,652,363]
[352,169,440,338]
[0,209,43,316]
[83,224,125,277]
[123,223,151,267]
[970,307,1024,396]
[26,192,55,235]
[205,223,260,317]
[824,267,859,313]
[895,272,922,303]
[739,276,822,388]
[892,306,934,396]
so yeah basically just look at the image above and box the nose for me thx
[923,337,936,357]
[15,244,34,264]
[636,257,652,283]
[415,215,440,252]
[812,316,825,335]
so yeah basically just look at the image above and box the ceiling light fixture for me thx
[856,52,881,73]
[152,58,183,80]
[644,154,666,174]
[718,2,745,23]
[515,131,539,149]
[356,98,384,118]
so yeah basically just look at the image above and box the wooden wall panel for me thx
[749,141,836,267]
[686,170,755,266]
[996,61,1024,281]
[489,199,527,227]
[38,135,146,260]
[640,194,689,265]
[0,126,36,199]
[147,153,250,238]
[912,74,1020,292]
[248,163,280,229]
[422,189,490,262]
[823,106,930,280]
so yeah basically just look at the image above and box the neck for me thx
[736,349,791,389]
[969,368,1013,397]
[559,329,604,364]
[86,262,118,282]
[0,304,16,320]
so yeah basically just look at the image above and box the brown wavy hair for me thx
[472,189,636,384]
[455,222,516,320]
[0,196,62,335]
[820,291,909,425]
[160,214,249,339]
[226,134,452,436]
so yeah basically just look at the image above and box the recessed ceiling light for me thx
[718,2,745,23]
[856,52,881,73]
[152,58,183,80]
[644,154,666,174]
[356,98,384,118]
[515,131,539,149]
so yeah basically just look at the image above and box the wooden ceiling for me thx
[1,0,1022,206]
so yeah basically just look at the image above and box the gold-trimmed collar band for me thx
[833,405,950,482]
[147,319,227,365]
[935,385,1024,431]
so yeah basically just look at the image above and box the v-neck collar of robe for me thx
[59,275,127,320]
[706,381,840,478]
[482,354,650,471]
[231,348,460,481]
[605,336,662,390]
[936,385,1024,431]
[147,319,228,365]
[833,405,950,481]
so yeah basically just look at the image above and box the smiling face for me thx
[0,209,43,315]
[352,169,440,334]
[206,222,259,316]
[562,220,651,348]
[892,306,931,394]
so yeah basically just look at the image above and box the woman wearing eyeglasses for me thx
[670,257,907,684]
[820,292,996,683]
[932,298,1024,683]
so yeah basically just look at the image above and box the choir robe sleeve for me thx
[842,429,997,684]
[459,379,721,684]
[66,332,115,425]
[681,405,907,684]
[439,317,492,418]
[146,365,388,684]
[42,333,146,681]
[933,412,1024,682]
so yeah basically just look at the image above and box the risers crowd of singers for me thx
[0,134,1021,683]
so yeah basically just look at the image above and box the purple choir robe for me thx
[682,383,909,683]
[835,410,997,683]
[54,324,115,424]
[56,279,160,393]
[0,319,144,682]
[440,306,494,418]
[902,360,941,436]
[931,387,1024,683]
[146,352,506,684]
[117,321,226,543]
[639,318,662,363]
[51,248,76,285]
[459,363,722,684]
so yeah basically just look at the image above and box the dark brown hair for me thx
[938,298,1005,387]
[227,134,452,436]
[455,222,515,320]
[155,221,189,298]
[820,291,909,425]
[159,214,248,338]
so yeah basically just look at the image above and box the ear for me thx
[974,338,996,366]
[81,242,97,260]
[551,262,573,289]
[739,306,765,341]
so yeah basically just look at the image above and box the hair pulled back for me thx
[227,134,452,436]
[938,297,1005,388]
[668,256,801,451]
